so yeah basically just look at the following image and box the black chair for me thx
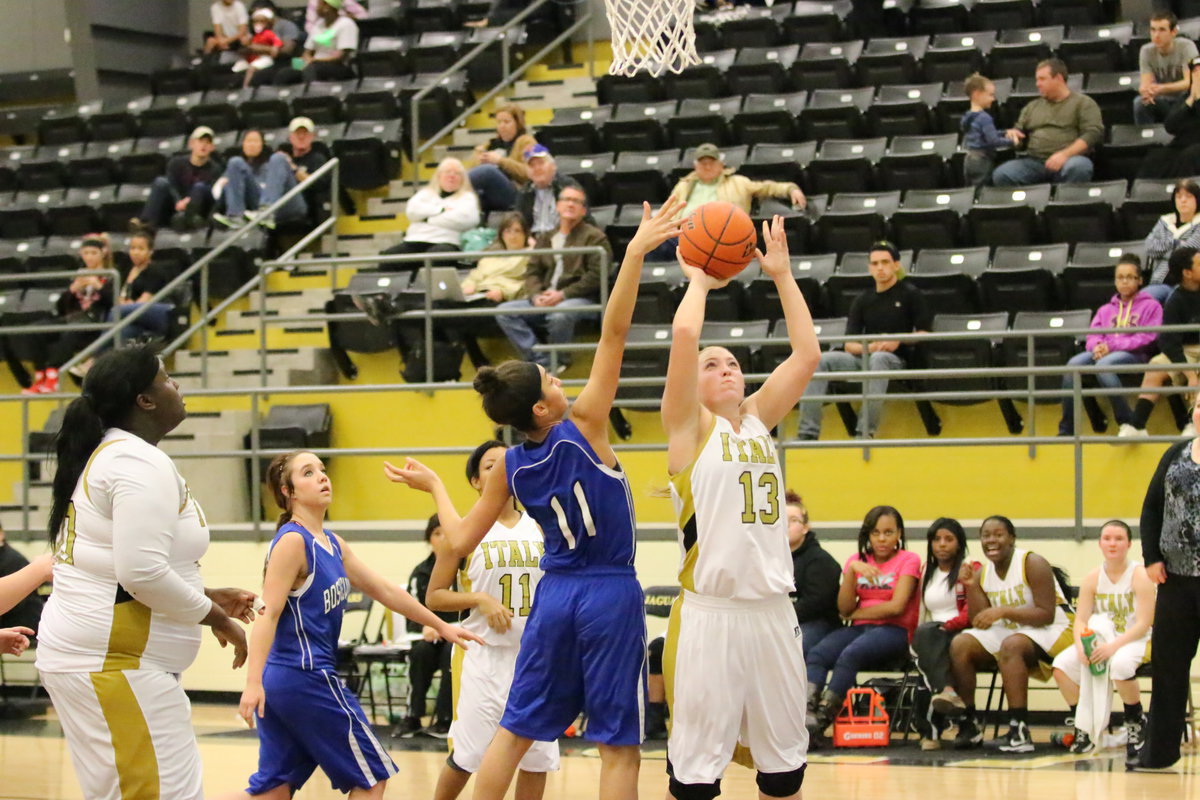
[978,244,1068,317]
[987,26,1061,79]
[805,138,886,195]
[1100,124,1171,183]
[923,31,995,83]
[1043,199,1119,244]
[602,102,675,153]
[596,73,664,105]
[740,141,814,188]
[866,84,939,138]
[967,183,1052,247]
[798,88,872,141]
[326,272,412,379]
[409,31,465,74]
[699,320,770,382]
[969,0,1036,31]
[250,404,332,482]
[333,120,403,190]
[890,187,974,251]
[909,0,970,34]
[721,14,782,49]
[782,2,848,45]
[748,253,837,321]
[726,45,799,95]
[1002,310,1095,426]
[855,36,928,88]
[1059,23,1131,75]
[923,311,1021,432]
[814,191,899,255]
[555,152,615,206]
[662,51,734,101]
[667,97,740,149]
[761,316,846,373]
[345,91,401,122]
[1083,70,1139,127]
[732,93,805,146]
[876,133,957,190]
[1119,178,1176,239]
[602,151,676,205]
[792,41,863,90]
[1038,0,1107,25]
[1071,239,1145,267]
[537,106,612,156]
[618,324,673,403]
[630,265,683,325]
[910,246,988,315]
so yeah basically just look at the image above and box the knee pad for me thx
[446,751,471,774]
[648,635,665,674]
[669,776,721,800]
[756,765,806,798]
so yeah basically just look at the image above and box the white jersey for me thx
[458,512,545,647]
[37,429,213,674]
[669,414,794,600]
[979,547,1071,632]
[1094,560,1145,636]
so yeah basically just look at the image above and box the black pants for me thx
[1141,572,1200,768]
[1138,144,1200,180]
[273,60,355,85]
[911,620,956,738]
[382,240,461,258]
[407,638,452,724]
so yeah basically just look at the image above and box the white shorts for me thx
[961,620,1074,661]
[1052,636,1150,683]
[449,643,559,774]
[664,592,808,786]
[40,669,203,800]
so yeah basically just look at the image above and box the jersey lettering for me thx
[323,576,351,614]
[55,502,78,565]
[550,481,596,550]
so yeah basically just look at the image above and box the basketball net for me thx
[603,0,702,77]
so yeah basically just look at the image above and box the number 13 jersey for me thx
[459,513,546,647]
[669,414,794,600]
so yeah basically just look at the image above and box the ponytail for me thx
[47,345,161,545]
[266,450,306,531]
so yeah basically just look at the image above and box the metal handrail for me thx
[409,0,594,185]
[57,157,341,377]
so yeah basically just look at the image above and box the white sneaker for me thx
[1183,423,1197,438]
[1118,423,1148,438]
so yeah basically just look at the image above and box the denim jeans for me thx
[1133,92,1185,126]
[800,619,839,659]
[107,302,174,342]
[254,152,308,221]
[468,164,518,213]
[990,155,1094,185]
[140,176,213,228]
[1144,282,1173,305]
[806,623,910,697]
[495,296,594,367]
[798,349,905,438]
[1058,348,1144,433]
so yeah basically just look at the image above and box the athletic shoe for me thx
[425,720,451,739]
[212,212,239,229]
[1183,422,1197,438]
[1118,423,1148,438]
[990,721,1035,753]
[1068,730,1094,754]
[931,689,967,717]
[953,717,983,750]
[920,737,942,751]
[248,209,276,230]
[394,717,421,738]
[1125,714,1147,767]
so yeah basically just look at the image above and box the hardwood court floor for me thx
[0,704,1196,799]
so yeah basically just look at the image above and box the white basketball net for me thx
[604,0,702,77]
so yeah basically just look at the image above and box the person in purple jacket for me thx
[1058,255,1163,435]
[960,74,1012,186]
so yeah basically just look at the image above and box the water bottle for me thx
[1050,730,1075,748]
[1080,628,1106,676]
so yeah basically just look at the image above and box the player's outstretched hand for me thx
[212,616,249,669]
[239,683,266,727]
[754,215,790,279]
[440,623,487,651]
[207,587,259,624]
[383,458,442,494]
[0,627,34,656]
[676,247,731,291]
[626,196,686,258]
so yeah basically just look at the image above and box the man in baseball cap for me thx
[515,143,567,234]
[288,116,314,133]
[133,123,223,230]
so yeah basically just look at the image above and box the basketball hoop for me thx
[603,0,701,77]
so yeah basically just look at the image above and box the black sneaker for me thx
[953,717,983,750]
[990,721,1035,753]
[394,717,422,738]
[425,720,451,739]
[1068,729,1094,754]
[1125,714,1147,767]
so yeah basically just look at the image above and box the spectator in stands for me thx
[991,59,1103,186]
[1143,179,1200,304]
[383,158,481,257]
[1139,57,1200,179]
[648,143,806,260]
[1121,247,1200,438]
[798,241,931,440]
[246,1,303,86]
[231,7,282,87]
[1058,256,1162,436]
[805,505,920,740]
[934,516,1073,753]
[275,0,357,84]
[304,0,366,32]
[16,235,116,395]
[1136,10,1197,126]
[1051,520,1153,757]
[109,227,175,343]
[514,144,567,236]
[265,116,331,227]
[912,518,979,751]
[212,129,271,228]
[1134,402,1200,770]
[396,514,456,738]
[134,127,223,232]
[961,73,1011,186]
[469,104,538,214]
[786,490,842,657]
[205,0,250,55]
[495,181,611,372]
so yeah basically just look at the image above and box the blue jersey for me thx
[266,522,351,671]
[505,419,637,573]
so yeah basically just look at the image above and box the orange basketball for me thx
[678,201,758,280]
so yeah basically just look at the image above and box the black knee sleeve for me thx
[669,776,722,800]
[756,765,806,798]
[446,750,471,773]
[648,635,665,674]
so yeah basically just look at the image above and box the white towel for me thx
[1076,614,1116,743]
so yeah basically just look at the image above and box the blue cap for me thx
[523,143,551,162]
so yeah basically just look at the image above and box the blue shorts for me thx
[247,664,398,794]
[501,569,647,746]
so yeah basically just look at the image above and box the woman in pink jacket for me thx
[1058,255,1163,435]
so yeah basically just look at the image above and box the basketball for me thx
[678,202,758,280]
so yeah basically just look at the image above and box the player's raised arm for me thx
[384,456,511,557]
[742,216,821,431]
[570,196,684,441]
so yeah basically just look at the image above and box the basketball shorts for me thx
[40,669,203,800]
[247,664,398,794]
[664,591,809,785]
[501,570,647,746]
[962,618,1074,679]
[449,642,560,773]
[1051,636,1150,682]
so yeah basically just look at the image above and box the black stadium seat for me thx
[890,187,974,251]
[667,97,739,149]
[726,45,799,95]
[792,41,862,90]
[923,311,1020,432]
[923,31,994,83]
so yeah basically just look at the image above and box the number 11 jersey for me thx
[458,513,546,647]
[669,414,794,600]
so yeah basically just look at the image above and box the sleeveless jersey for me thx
[37,429,212,674]
[266,522,351,671]
[669,414,794,600]
[505,420,637,573]
[1093,560,1143,636]
[979,548,1071,631]
[458,513,545,647]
